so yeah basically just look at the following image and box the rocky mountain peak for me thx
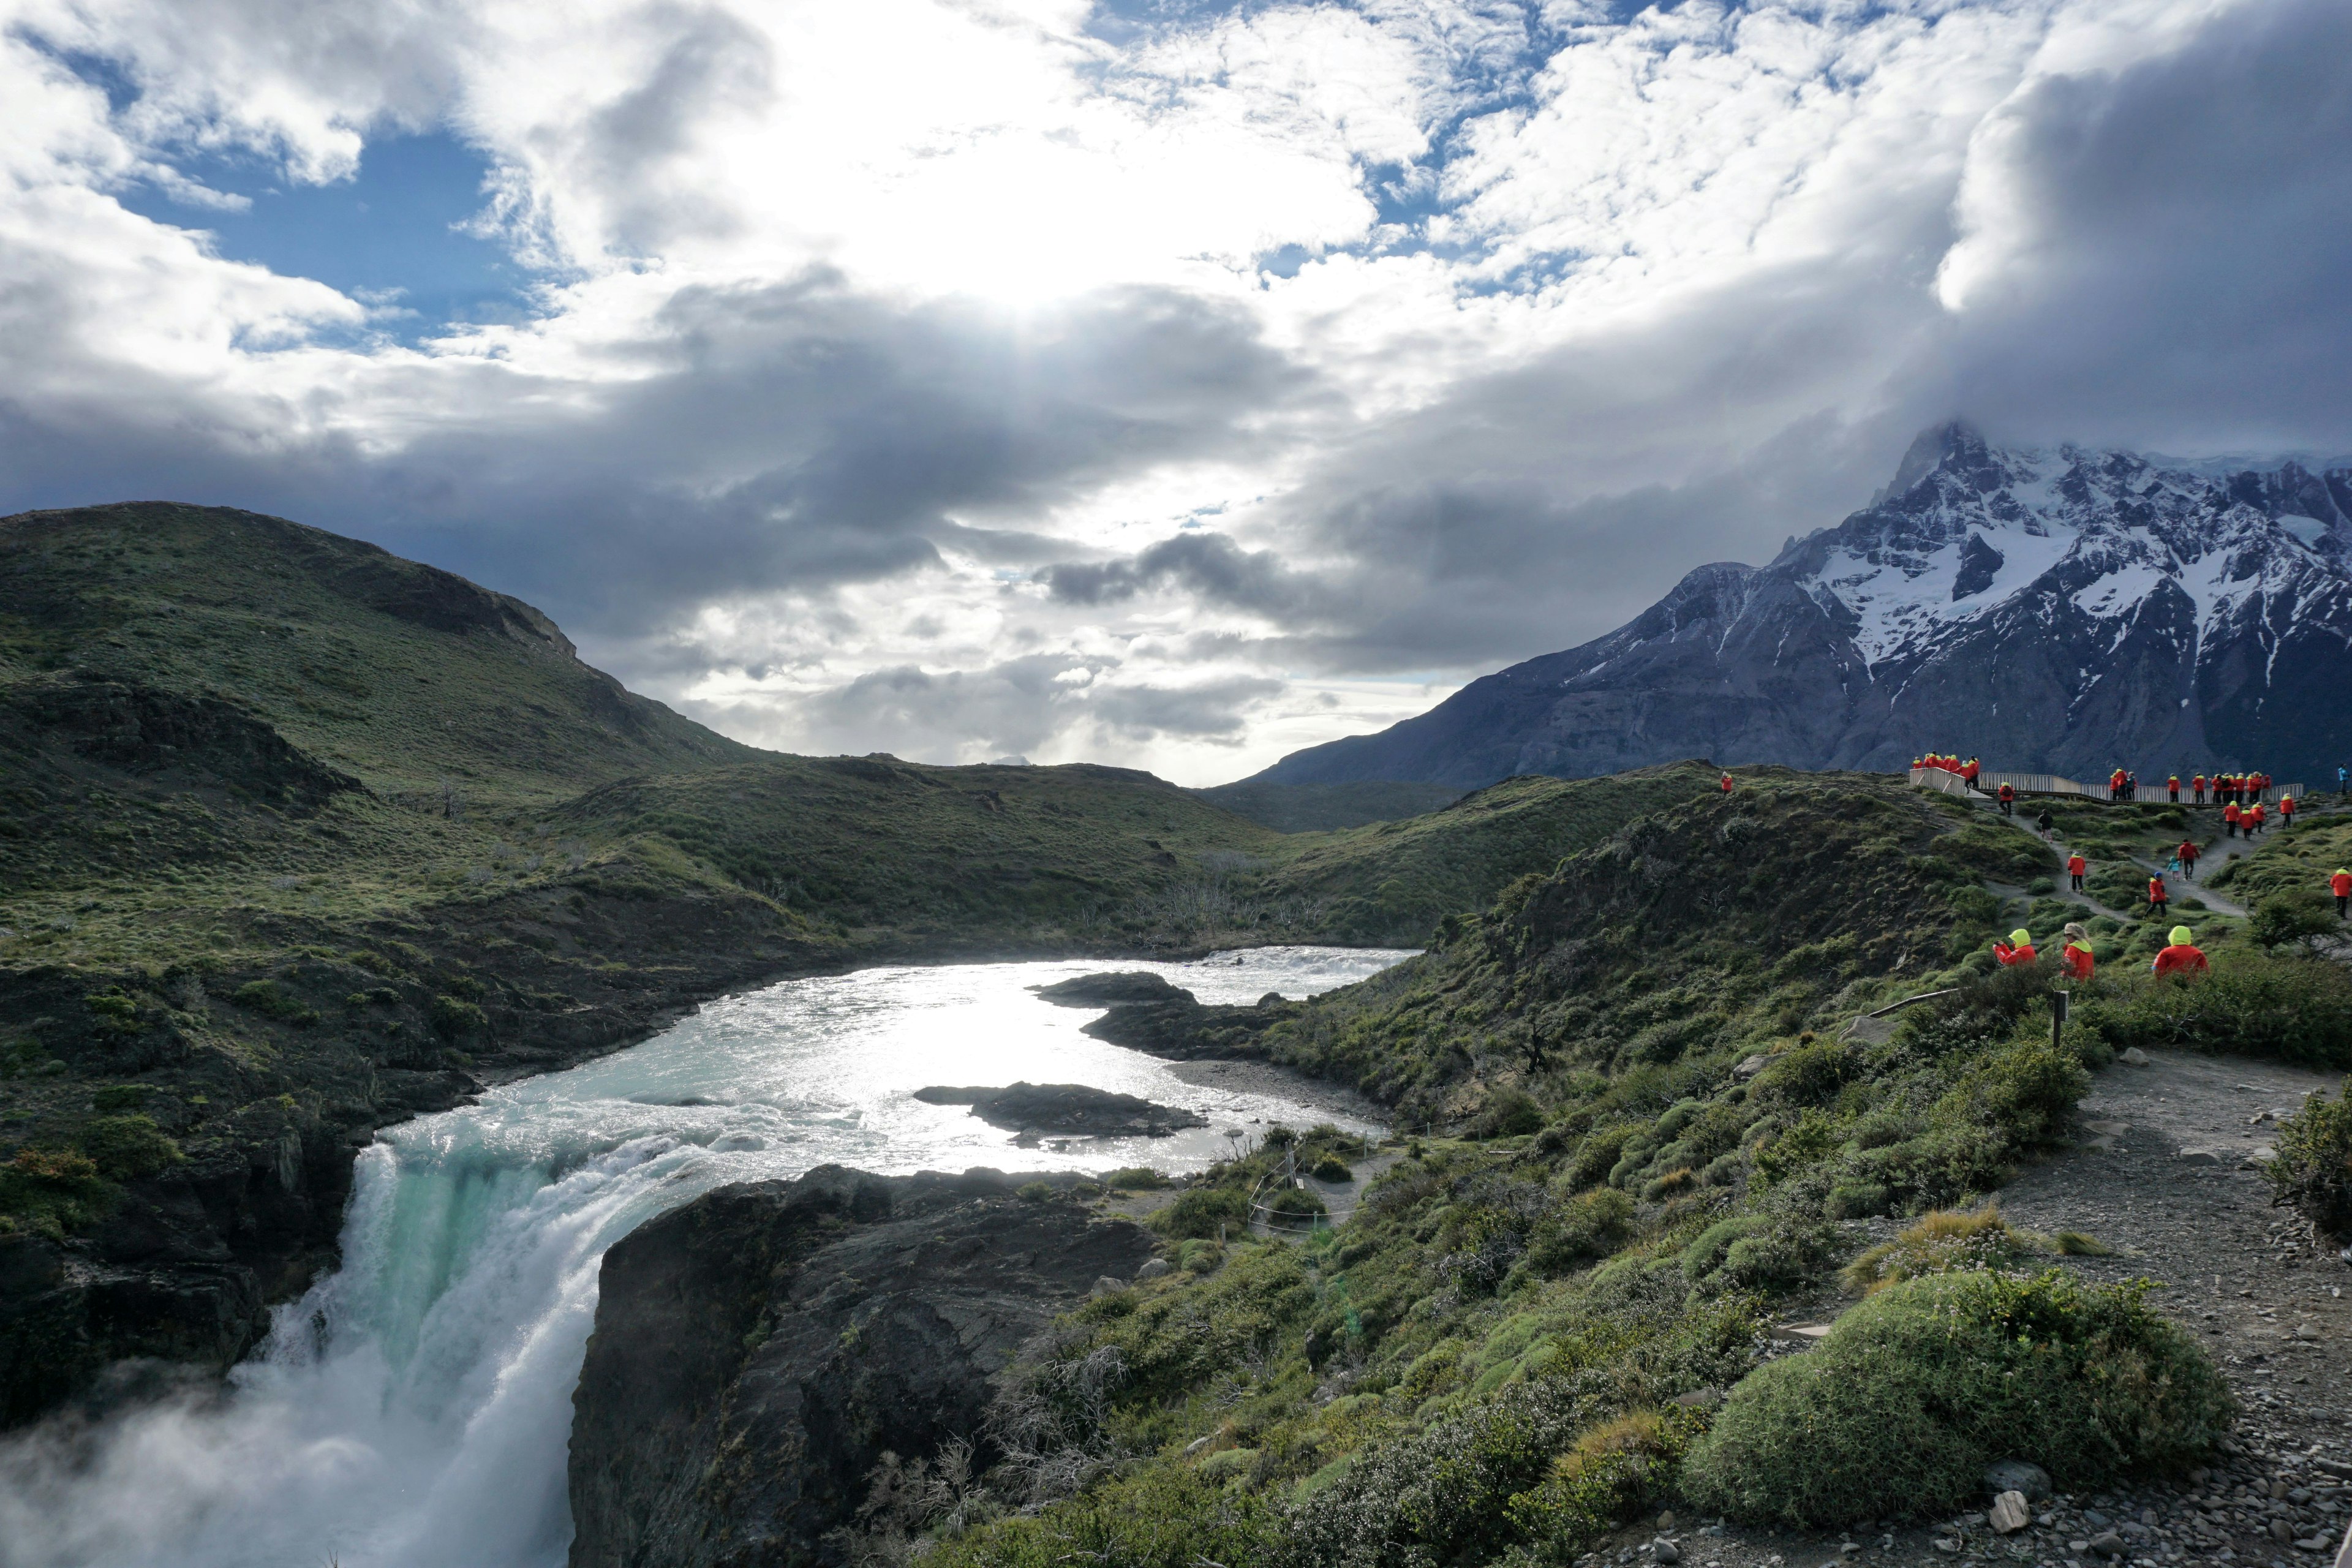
[1250,424,2352,789]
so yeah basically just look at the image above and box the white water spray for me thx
[0,949,1402,1568]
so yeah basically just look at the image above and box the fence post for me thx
[2051,988,2069,1053]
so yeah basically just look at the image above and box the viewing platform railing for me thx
[1911,768,2303,805]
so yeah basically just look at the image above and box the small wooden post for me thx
[2051,988,2070,1052]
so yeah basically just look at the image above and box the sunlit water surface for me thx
[0,947,1409,1568]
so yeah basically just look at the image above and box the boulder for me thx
[912,1082,1207,1137]
[1079,994,1304,1061]
[2119,1047,2151,1066]
[1031,971,1194,1007]
[1984,1460,2052,1501]
[567,1166,1154,1568]
[1989,1491,2031,1534]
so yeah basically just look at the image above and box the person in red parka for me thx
[2223,800,2241,837]
[2153,925,2209,978]
[2147,873,2169,915]
[2192,772,2207,804]
[2177,839,2199,880]
[1962,758,1981,785]
[2280,794,2295,827]
[2167,774,2180,803]
[2248,802,2266,837]
[1997,781,2015,816]
[1993,928,2037,966]
[2067,851,2086,892]
[2333,867,2352,919]
[1721,772,1734,795]
[2059,922,2095,981]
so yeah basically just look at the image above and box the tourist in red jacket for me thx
[2280,794,2295,827]
[2152,925,2208,978]
[2166,774,2179,803]
[1997,782,2015,816]
[2177,839,2199,880]
[2067,852,2086,892]
[1993,928,2037,966]
[2333,867,2351,919]
[2223,800,2241,837]
[2247,802,2266,837]
[2147,873,2169,914]
[2059,922,2095,981]
[2192,773,2207,804]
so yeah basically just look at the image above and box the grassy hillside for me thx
[845,777,2337,1568]
[1192,780,1466,833]
[5,502,1715,1422]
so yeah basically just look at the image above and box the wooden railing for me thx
[1913,769,2304,806]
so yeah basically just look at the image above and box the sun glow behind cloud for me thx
[1,0,2347,784]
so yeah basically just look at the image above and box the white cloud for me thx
[0,0,2343,785]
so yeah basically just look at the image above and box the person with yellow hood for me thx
[2152,925,2209,978]
[2332,867,2351,919]
[1992,927,2037,966]
[2058,922,2095,981]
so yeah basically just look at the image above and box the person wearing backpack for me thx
[2067,851,2087,892]
[1997,781,2015,816]
[2147,872,2169,917]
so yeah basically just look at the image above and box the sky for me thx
[2,0,2349,786]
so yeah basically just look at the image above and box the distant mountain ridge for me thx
[1249,423,2352,788]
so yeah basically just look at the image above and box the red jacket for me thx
[2154,944,2209,977]
[2179,841,2198,864]
[2193,775,2206,790]
[2148,877,2168,903]
[2225,802,2241,822]
[2067,854,2086,875]
[2333,872,2352,897]
[2060,944,2094,981]
[1998,783,2015,801]
[2249,805,2266,826]
[1994,941,2037,967]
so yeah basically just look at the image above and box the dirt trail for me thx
[1578,1048,2352,1568]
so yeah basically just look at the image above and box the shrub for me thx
[1471,1088,1544,1139]
[1841,1205,2034,1294]
[1150,1186,1250,1240]
[2252,890,2339,954]
[0,1146,112,1238]
[1563,1123,1640,1191]
[1681,1269,2231,1528]
[1016,1180,1056,1204]
[1103,1166,1169,1190]
[231,979,319,1027]
[1311,1154,1354,1182]
[2266,1079,2352,1239]
[75,1114,184,1180]
[1265,1187,1327,1221]
[429,993,488,1041]
[2086,955,2352,1067]
[1525,1188,1635,1276]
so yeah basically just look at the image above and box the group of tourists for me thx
[1912,753,1981,785]
[2220,793,2294,837]
[2192,770,2274,806]
[1993,921,2209,978]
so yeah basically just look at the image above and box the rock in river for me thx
[1031,970,1194,1006]
[913,1081,1206,1137]
[568,1165,1154,1568]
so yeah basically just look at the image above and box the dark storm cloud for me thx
[1935,0,2352,454]
[735,654,1281,758]
[1040,530,1314,614]
[0,271,1320,639]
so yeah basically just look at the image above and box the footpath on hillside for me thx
[1578,1046,2351,1568]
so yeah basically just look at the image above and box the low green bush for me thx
[1150,1186,1250,1240]
[0,1146,113,1237]
[429,993,488,1041]
[1524,1188,1635,1276]
[1681,1268,2231,1528]
[1471,1089,1543,1139]
[1311,1153,1354,1182]
[2265,1079,2352,1239]
[232,978,319,1027]
[1103,1166,1169,1190]
[76,1114,184,1180]
[2084,954,2352,1067]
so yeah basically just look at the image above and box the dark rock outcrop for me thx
[567,1166,1153,1568]
[913,1081,1207,1137]
[1080,992,1303,1060]
[1030,971,1192,1006]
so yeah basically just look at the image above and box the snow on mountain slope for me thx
[1251,423,2352,791]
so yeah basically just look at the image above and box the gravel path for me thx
[1577,1048,2352,1568]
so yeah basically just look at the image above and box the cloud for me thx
[0,0,2345,786]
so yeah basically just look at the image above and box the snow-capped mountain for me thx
[1250,423,2352,790]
